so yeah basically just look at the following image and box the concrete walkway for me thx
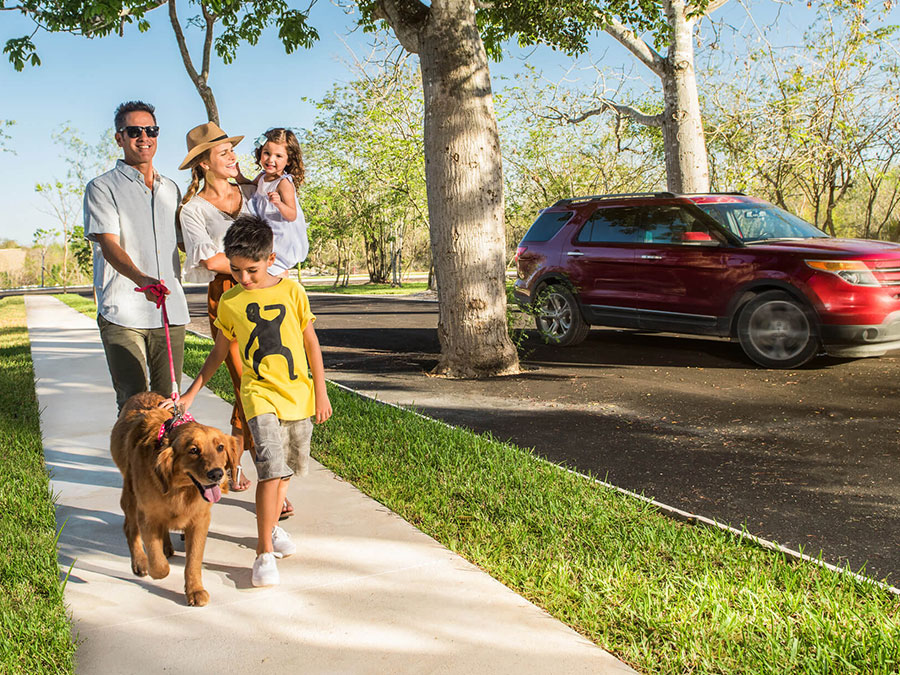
[25,295,635,675]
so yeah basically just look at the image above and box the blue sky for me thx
[0,1,836,245]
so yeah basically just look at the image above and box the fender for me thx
[725,278,822,335]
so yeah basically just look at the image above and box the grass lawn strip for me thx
[0,297,76,674]
[57,294,900,674]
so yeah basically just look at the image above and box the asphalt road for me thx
[184,287,900,585]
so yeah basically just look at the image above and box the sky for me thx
[0,0,860,246]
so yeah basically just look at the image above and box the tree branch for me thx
[200,2,215,83]
[602,17,665,77]
[168,0,201,85]
[704,0,731,14]
[374,0,429,54]
[551,100,664,129]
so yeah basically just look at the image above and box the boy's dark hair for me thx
[224,215,274,261]
[114,101,156,131]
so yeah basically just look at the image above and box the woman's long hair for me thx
[181,151,209,206]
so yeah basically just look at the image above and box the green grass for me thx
[55,294,900,674]
[0,297,76,674]
[303,281,431,295]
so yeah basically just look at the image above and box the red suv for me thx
[513,192,900,368]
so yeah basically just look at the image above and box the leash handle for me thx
[135,282,178,397]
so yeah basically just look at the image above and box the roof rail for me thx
[552,192,676,207]
[676,191,747,196]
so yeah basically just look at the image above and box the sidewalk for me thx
[25,295,635,675]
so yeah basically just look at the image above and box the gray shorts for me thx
[247,414,313,481]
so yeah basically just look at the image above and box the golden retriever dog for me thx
[110,392,239,606]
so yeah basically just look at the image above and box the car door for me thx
[565,206,640,328]
[633,204,734,334]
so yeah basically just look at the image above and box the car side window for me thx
[576,207,639,243]
[641,206,719,245]
[521,211,575,243]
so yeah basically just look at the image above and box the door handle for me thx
[640,255,663,260]
[566,251,584,257]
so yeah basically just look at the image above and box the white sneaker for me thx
[272,525,296,557]
[251,552,279,587]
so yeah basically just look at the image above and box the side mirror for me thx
[681,231,719,246]
[682,231,713,241]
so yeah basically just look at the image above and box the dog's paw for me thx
[186,589,209,607]
[148,560,170,580]
[132,556,149,577]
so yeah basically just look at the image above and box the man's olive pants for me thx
[98,315,185,413]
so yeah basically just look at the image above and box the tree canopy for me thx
[2,0,318,71]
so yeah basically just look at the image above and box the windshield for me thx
[697,202,829,242]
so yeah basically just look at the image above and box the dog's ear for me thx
[224,436,241,476]
[154,446,175,494]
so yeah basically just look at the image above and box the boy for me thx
[179,215,332,586]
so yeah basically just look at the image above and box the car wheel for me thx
[737,290,820,368]
[533,285,590,346]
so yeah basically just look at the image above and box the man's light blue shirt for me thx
[84,160,189,328]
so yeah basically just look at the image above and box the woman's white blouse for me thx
[179,184,254,283]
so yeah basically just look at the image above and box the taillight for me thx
[514,246,528,262]
[805,260,880,286]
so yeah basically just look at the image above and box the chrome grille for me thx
[870,261,900,286]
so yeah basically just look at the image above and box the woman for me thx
[178,123,260,495]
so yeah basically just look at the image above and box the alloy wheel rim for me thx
[538,292,572,338]
[747,300,810,361]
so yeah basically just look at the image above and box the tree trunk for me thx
[377,0,520,377]
[661,0,710,193]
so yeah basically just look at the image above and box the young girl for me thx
[245,128,309,277]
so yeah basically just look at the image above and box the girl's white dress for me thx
[249,173,309,274]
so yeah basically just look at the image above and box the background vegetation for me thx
[2,2,897,292]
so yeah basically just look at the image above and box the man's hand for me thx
[136,277,170,304]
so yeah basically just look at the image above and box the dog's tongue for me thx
[204,484,222,504]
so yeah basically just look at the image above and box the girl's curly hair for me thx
[254,128,305,185]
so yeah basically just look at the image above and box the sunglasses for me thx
[118,125,159,138]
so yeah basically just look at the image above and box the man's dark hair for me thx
[224,215,274,262]
[114,101,156,131]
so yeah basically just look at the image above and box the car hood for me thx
[746,237,900,258]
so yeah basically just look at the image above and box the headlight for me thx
[806,260,880,286]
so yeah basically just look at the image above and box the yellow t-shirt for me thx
[214,278,316,421]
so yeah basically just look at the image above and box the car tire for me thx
[533,285,590,346]
[737,290,820,368]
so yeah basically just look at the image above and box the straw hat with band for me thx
[179,122,244,170]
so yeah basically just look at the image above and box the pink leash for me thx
[135,281,195,443]
[134,281,179,400]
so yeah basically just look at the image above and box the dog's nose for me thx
[206,468,224,483]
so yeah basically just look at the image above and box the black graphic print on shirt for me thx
[244,303,299,380]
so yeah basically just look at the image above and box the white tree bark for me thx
[660,0,709,192]
[602,0,713,193]
[376,0,520,377]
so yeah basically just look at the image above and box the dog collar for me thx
[157,410,196,447]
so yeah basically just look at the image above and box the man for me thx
[84,100,190,412]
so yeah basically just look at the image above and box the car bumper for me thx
[821,310,900,357]
[512,282,531,305]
